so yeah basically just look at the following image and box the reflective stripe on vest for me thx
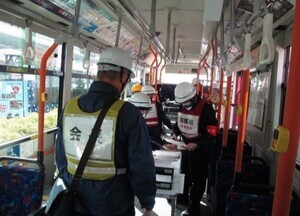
[63,97,125,180]
[177,99,207,139]
[145,103,159,127]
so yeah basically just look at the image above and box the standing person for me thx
[55,47,156,216]
[130,92,152,117]
[173,82,218,216]
[141,85,173,150]
[130,92,176,151]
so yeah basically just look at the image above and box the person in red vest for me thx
[141,85,173,150]
[173,81,218,216]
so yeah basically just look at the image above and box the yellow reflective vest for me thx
[63,97,125,180]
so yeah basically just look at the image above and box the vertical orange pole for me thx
[38,43,58,161]
[149,45,157,85]
[210,40,216,97]
[217,68,224,129]
[234,69,250,176]
[154,54,162,93]
[272,2,300,215]
[159,59,166,83]
[222,75,232,147]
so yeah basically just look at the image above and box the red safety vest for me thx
[177,99,207,140]
[145,102,159,127]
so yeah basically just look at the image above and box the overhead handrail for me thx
[272,1,300,215]
[38,33,67,163]
[115,10,122,47]
[259,13,275,65]
[243,33,251,70]
[196,49,210,94]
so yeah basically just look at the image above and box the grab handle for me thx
[259,13,275,65]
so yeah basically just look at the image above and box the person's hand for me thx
[143,209,152,216]
[182,143,197,151]
[162,143,177,151]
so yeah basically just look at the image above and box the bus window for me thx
[0,20,61,144]
[88,52,100,76]
[0,73,59,144]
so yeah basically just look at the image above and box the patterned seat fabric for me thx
[0,165,44,216]
[225,190,273,216]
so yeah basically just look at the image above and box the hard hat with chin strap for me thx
[141,85,156,95]
[130,92,152,109]
[98,47,135,78]
[174,82,197,103]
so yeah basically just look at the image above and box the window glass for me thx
[0,21,61,69]
[31,33,61,70]
[89,52,100,76]
[71,77,91,97]
[0,73,59,144]
[71,47,96,97]
[0,22,23,66]
[0,20,61,144]
[73,46,87,74]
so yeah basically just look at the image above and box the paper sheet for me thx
[163,137,186,150]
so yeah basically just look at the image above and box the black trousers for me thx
[181,148,210,216]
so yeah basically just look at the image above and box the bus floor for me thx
[135,195,211,216]
[41,188,212,216]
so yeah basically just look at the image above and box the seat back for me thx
[0,156,45,216]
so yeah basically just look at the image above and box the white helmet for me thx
[174,82,196,103]
[141,85,155,95]
[191,77,200,86]
[130,92,152,109]
[98,47,135,78]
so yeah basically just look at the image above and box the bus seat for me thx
[0,156,45,216]
[225,184,273,216]
[214,156,270,216]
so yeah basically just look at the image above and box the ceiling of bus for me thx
[3,0,295,68]
[222,0,294,61]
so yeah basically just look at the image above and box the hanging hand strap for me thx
[69,97,118,192]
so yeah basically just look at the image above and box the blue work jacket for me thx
[55,81,156,215]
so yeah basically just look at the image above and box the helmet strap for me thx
[119,69,130,93]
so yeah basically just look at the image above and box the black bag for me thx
[47,190,74,216]
[45,177,74,216]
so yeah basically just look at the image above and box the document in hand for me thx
[163,137,186,150]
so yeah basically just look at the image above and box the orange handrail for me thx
[154,53,162,93]
[38,43,58,161]
[149,45,157,85]
[217,68,224,129]
[196,48,210,92]
[210,40,216,97]
[272,1,300,215]
[37,34,66,162]
[159,58,166,83]
[222,75,232,148]
[234,69,250,178]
